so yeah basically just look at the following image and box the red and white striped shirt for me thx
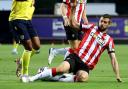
[63,0,87,4]
[76,24,115,69]
[63,0,87,23]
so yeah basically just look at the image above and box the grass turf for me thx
[0,44,127,89]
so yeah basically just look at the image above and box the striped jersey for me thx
[63,0,87,4]
[77,24,115,69]
[63,0,87,23]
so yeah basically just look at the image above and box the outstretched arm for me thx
[109,52,122,82]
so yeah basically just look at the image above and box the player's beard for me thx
[99,26,107,32]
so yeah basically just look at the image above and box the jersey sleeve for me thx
[80,23,95,32]
[107,38,115,53]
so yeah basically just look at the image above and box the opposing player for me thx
[22,14,122,83]
[48,0,88,65]
[9,0,40,77]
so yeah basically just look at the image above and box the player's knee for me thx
[22,40,33,51]
[31,37,40,50]
[33,44,40,50]
[56,61,70,74]
[76,70,89,82]
[57,67,68,73]
[24,45,33,51]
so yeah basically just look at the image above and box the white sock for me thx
[59,74,75,82]
[54,47,70,56]
[64,50,71,60]
[49,75,62,81]
[12,48,17,52]
[30,69,52,81]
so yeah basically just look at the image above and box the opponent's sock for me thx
[59,74,75,82]
[53,47,70,56]
[29,68,56,81]
[21,50,32,75]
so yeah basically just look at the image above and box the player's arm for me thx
[82,7,88,24]
[60,3,70,26]
[109,52,122,82]
[72,18,94,30]
[107,39,122,83]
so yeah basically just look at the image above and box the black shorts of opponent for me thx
[64,26,83,40]
[64,53,89,74]
[9,19,38,43]
[62,2,84,40]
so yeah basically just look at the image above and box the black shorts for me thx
[64,53,89,74]
[64,26,83,40]
[9,19,38,43]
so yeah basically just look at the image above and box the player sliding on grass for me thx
[22,14,122,83]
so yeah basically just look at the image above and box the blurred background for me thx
[0,0,128,44]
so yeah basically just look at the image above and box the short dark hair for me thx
[101,14,112,23]
[101,14,111,19]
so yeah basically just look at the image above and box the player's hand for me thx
[71,16,80,29]
[116,78,122,83]
[63,16,70,26]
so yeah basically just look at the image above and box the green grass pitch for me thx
[0,44,127,89]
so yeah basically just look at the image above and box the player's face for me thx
[98,17,111,31]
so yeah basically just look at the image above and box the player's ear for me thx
[108,19,112,26]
